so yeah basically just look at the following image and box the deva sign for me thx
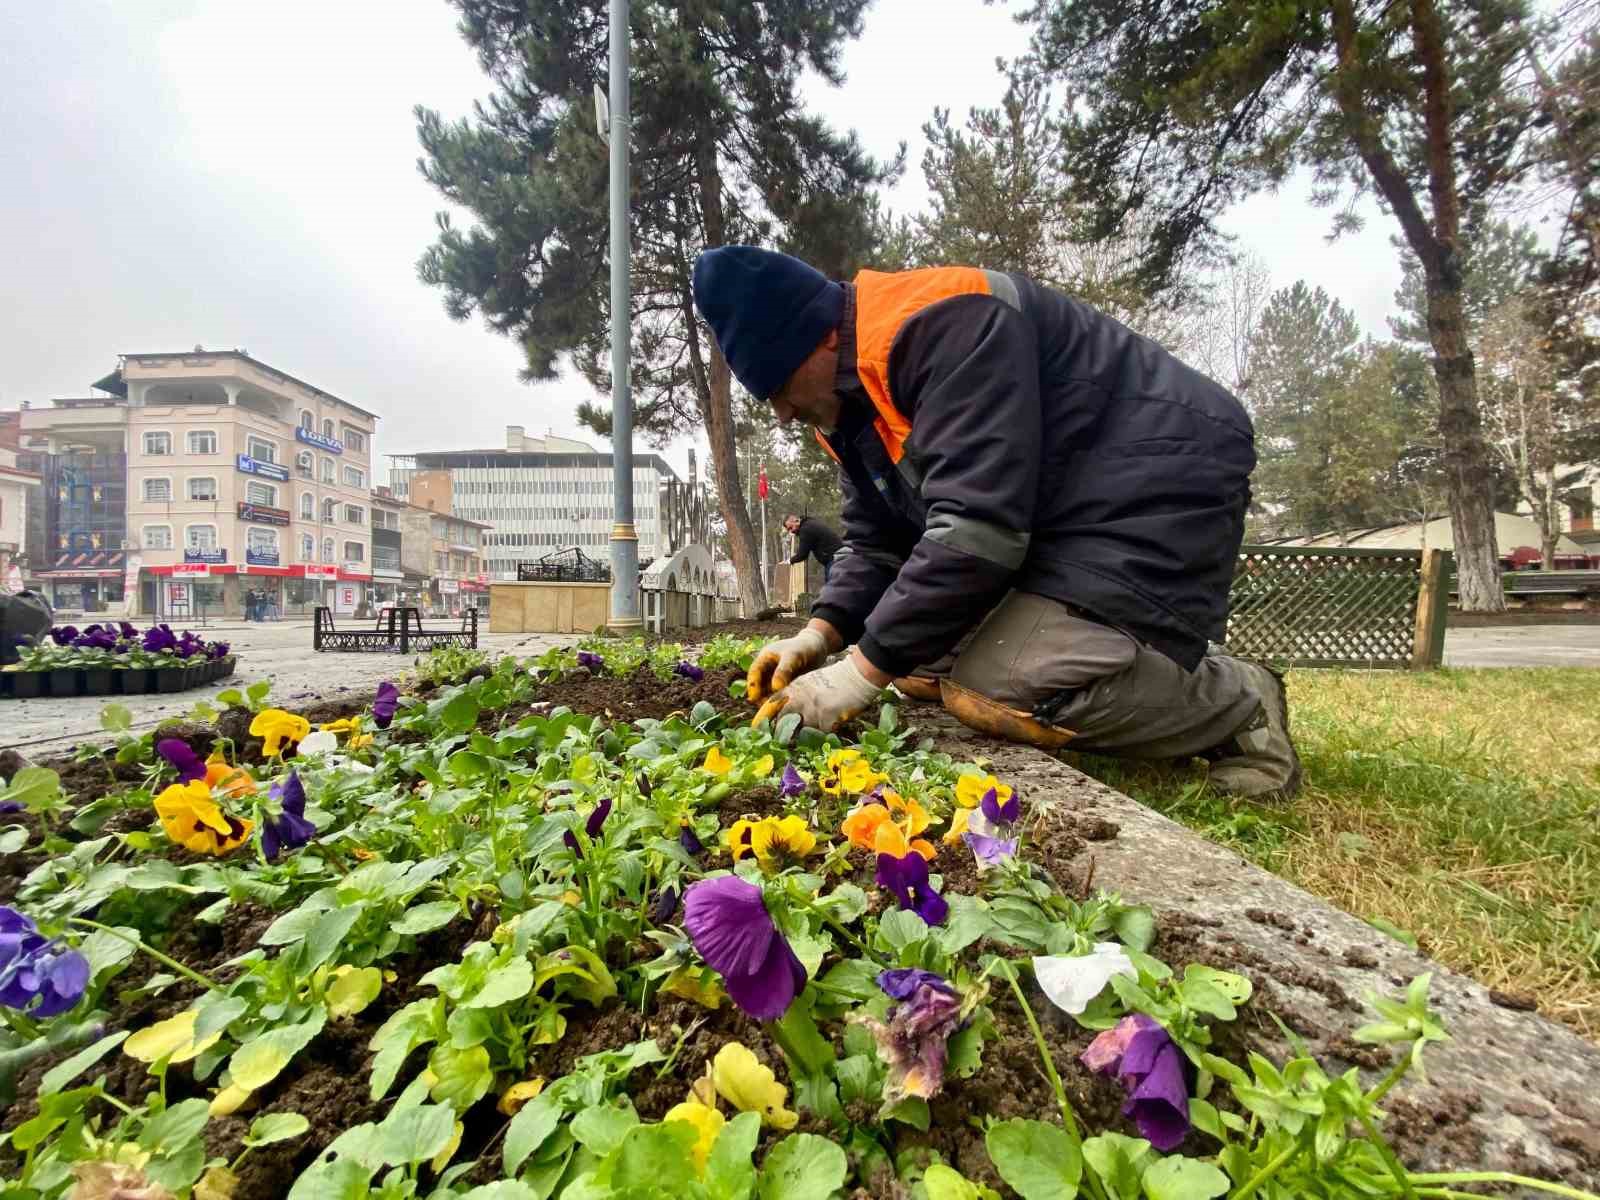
[295,426,343,455]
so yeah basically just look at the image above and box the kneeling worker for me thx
[691,246,1300,801]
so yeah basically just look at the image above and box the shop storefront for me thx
[140,563,371,621]
[40,550,129,614]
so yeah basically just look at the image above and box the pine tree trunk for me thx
[706,342,768,614]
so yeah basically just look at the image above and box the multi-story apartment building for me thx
[396,504,490,615]
[0,443,40,593]
[388,426,677,579]
[18,351,380,618]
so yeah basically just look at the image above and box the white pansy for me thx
[296,730,338,757]
[1032,943,1137,1016]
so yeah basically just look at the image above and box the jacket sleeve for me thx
[856,294,1042,677]
[787,526,811,565]
[810,466,916,645]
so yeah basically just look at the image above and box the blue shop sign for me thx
[236,453,290,481]
[246,546,281,566]
[183,548,228,564]
[295,427,343,455]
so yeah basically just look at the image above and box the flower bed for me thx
[0,652,1591,1200]
[1,624,235,700]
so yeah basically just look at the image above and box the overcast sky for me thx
[1,0,1406,481]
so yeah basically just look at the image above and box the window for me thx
[322,537,335,562]
[296,450,313,477]
[143,477,171,502]
[143,525,173,549]
[185,525,218,551]
[247,527,278,558]
[343,541,364,563]
[322,498,337,522]
[245,481,278,507]
[344,504,364,525]
[343,429,366,452]
[187,430,218,455]
[343,465,365,488]
[143,431,171,456]
[301,533,315,561]
[246,435,277,463]
[374,544,401,571]
[300,493,314,520]
[187,477,217,501]
[320,458,335,484]
[322,418,335,440]
[300,410,314,431]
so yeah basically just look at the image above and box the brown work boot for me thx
[1204,662,1302,801]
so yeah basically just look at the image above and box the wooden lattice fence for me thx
[1225,545,1450,669]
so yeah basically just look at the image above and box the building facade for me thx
[393,505,490,615]
[388,427,677,579]
[0,445,40,593]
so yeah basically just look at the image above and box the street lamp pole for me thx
[605,0,641,631]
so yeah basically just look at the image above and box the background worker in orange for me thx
[692,246,1300,800]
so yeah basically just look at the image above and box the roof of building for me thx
[98,351,381,420]
[390,448,680,480]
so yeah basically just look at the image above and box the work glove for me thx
[746,627,830,703]
[752,654,882,732]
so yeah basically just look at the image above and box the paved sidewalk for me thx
[6,622,579,754]
[1444,623,1600,668]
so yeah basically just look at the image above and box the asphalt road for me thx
[1443,623,1600,668]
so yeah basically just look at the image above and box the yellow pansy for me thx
[748,816,818,870]
[709,1042,798,1129]
[209,1084,252,1116]
[320,717,374,749]
[203,753,256,799]
[943,807,972,845]
[125,1009,220,1065]
[820,748,888,796]
[841,796,935,860]
[249,709,311,757]
[664,1100,725,1173]
[154,781,253,856]
[498,1078,546,1116]
[725,818,758,861]
[750,754,775,778]
[662,967,725,1009]
[955,773,1013,809]
[702,746,734,776]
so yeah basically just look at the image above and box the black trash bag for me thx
[0,590,54,665]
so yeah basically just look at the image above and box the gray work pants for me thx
[933,592,1263,760]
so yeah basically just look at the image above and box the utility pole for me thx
[604,0,641,631]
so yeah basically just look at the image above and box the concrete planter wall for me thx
[0,656,236,700]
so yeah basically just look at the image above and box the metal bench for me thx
[313,606,478,653]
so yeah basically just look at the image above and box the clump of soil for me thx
[658,618,805,647]
[531,666,751,722]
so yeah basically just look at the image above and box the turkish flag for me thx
[758,465,768,499]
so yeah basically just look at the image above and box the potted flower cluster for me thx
[0,622,234,698]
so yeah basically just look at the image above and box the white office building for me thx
[388,427,678,579]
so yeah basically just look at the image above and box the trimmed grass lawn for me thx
[1066,668,1600,1039]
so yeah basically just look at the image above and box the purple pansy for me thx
[650,886,679,924]
[118,621,138,641]
[371,681,399,729]
[48,626,79,647]
[0,801,23,815]
[636,773,653,800]
[680,824,704,856]
[262,772,316,862]
[980,786,1020,825]
[0,907,90,1018]
[964,787,1021,871]
[207,641,232,661]
[1081,1014,1192,1151]
[862,967,965,1101]
[577,651,605,672]
[142,625,177,654]
[156,739,207,784]
[585,797,612,838]
[563,830,583,859]
[672,661,705,683]
[875,851,949,926]
[683,875,805,1021]
[779,764,806,799]
[74,627,119,651]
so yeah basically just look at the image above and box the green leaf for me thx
[303,904,365,972]
[875,909,929,954]
[428,1043,494,1110]
[774,713,802,745]
[326,967,383,1018]
[216,689,245,708]
[456,1184,543,1200]
[0,826,25,855]
[1365,918,1419,950]
[923,1163,983,1200]
[441,692,481,733]
[1139,1156,1229,1200]
[613,1121,699,1191]
[938,894,996,956]
[704,1111,761,1200]
[570,1102,639,1157]
[38,1031,129,1096]
[756,1133,848,1200]
[816,959,880,1003]
[376,1102,456,1166]
[986,1118,1083,1199]
[246,680,272,707]
[100,703,133,733]
[504,1091,564,1174]
[139,1098,211,1153]
[1111,906,1156,953]
[470,956,535,1009]
[229,1014,327,1091]
[0,767,62,814]
[390,899,461,936]
[1080,1134,1151,1200]
[247,1113,312,1147]
[885,1096,929,1130]
[260,897,335,947]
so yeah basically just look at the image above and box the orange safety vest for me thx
[814,266,999,465]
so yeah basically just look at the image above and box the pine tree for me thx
[1017,0,1553,610]
[414,0,897,614]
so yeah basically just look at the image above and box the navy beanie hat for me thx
[692,246,845,401]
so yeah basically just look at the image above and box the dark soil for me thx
[657,618,805,646]
[530,666,750,722]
